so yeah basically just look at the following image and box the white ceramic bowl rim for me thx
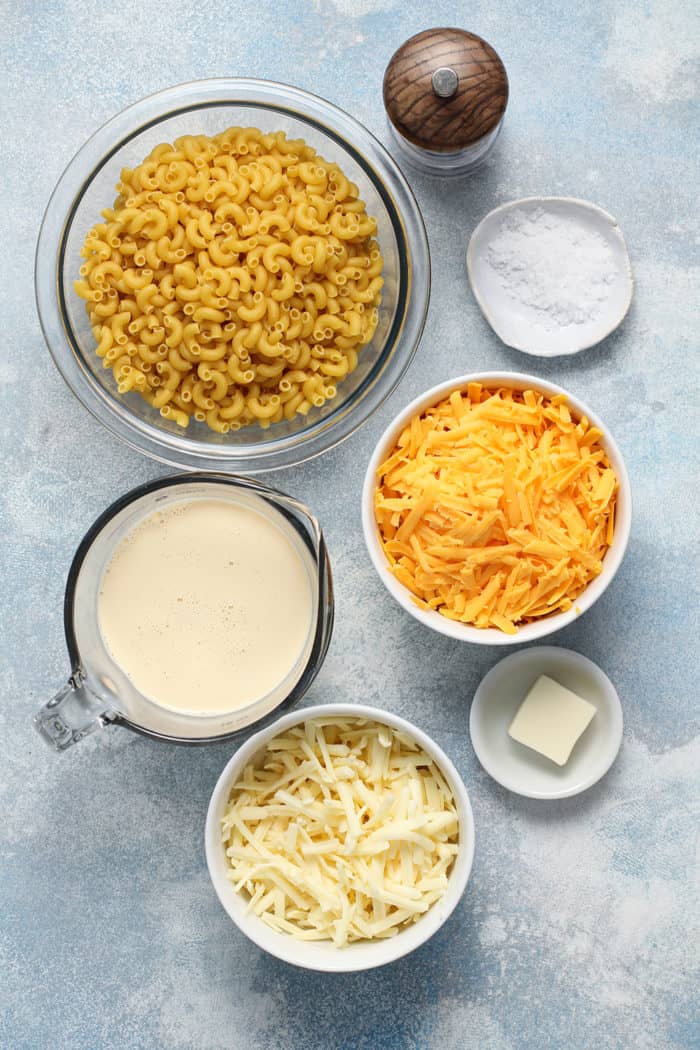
[362,371,632,645]
[205,702,475,972]
[35,77,430,473]
[466,196,634,358]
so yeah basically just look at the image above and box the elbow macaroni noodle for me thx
[75,127,384,432]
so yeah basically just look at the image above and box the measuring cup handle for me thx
[33,670,114,751]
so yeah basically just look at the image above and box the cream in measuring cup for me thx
[33,474,333,751]
[98,498,314,716]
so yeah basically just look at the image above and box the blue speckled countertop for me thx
[2,2,699,1048]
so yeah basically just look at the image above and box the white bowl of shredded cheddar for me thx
[362,372,631,643]
[205,705,474,971]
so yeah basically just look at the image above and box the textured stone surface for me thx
[2,2,698,1048]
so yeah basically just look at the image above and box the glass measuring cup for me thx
[34,473,334,750]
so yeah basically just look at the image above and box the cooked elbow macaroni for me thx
[75,127,384,432]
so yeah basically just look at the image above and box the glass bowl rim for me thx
[35,77,430,473]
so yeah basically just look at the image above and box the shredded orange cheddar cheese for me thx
[375,385,617,634]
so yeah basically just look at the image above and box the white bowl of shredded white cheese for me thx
[467,197,633,356]
[205,704,474,971]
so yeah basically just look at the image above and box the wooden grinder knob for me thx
[383,28,509,158]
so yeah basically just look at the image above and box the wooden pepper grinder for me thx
[383,28,509,176]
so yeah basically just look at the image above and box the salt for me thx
[485,207,618,331]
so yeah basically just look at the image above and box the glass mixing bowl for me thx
[35,78,430,472]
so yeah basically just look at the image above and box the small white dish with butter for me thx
[469,647,623,799]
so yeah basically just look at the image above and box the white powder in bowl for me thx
[485,207,618,331]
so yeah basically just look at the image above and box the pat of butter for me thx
[508,674,596,766]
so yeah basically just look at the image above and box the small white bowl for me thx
[469,646,623,799]
[361,371,632,646]
[467,197,633,357]
[205,703,475,972]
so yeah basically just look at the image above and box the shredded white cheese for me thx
[221,717,459,946]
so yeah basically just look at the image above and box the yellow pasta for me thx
[75,127,384,431]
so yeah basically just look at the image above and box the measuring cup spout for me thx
[33,670,114,751]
